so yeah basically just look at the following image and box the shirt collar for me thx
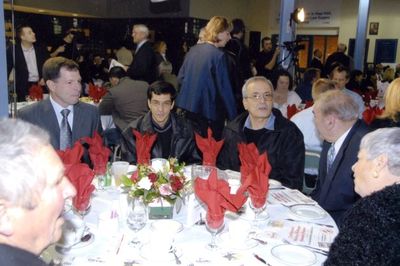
[49,94,74,114]
[243,112,275,130]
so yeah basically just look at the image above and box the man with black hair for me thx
[50,29,80,61]
[6,24,49,101]
[255,36,280,80]
[121,81,200,164]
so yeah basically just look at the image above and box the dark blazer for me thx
[127,41,157,84]
[18,98,102,150]
[310,57,323,73]
[0,244,47,266]
[311,120,370,225]
[7,43,49,101]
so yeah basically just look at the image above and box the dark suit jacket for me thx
[311,120,370,225]
[0,244,47,266]
[7,43,49,101]
[127,41,157,84]
[18,98,102,150]
[98,77,149,131]
[310,57,323,73]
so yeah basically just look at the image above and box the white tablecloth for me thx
[42,173,338,266]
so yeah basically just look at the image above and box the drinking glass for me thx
[205,215,225,251]
[126,197,147,246]
[249,197,268,230]
[112,161,129,187]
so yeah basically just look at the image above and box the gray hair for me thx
[134,24,149,38]
[242,76,274,98]
[0,119,51,209]
[360,128,400,176]
[315,90,358,121]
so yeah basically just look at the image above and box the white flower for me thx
[137,176,152,190]
[159,184,173,196]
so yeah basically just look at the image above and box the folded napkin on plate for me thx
[88,83,107,103]
[56,141,84,172]
[66,163,95,212]
[237,143,271,208]
[362,107,384,125]
[194,168,247,229]
[195,128,224,166]
[132,129,157,164]
[82,132,111,175]
[287,104,299,119]
[28,84,43,101]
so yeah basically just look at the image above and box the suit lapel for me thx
[43,99,61,149]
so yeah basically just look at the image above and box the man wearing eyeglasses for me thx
[121,81,200,164]
[218,76,305,190]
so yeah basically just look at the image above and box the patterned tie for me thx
[327,143,335,173]
[60,109,72,150]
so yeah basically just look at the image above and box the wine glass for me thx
[126,197,147,247]
[205,214,225,251]
[249,196,268,230]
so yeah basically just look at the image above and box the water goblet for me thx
[126,197,147,247]
[249,196,268,230]
[205,214,225,251]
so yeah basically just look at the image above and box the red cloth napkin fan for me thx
[66,163,95,212]
[194,168,247,229]
[81,132,111,175]
[88,83,107,103]
[304,100,313,109]
[56,141,84,173]
[28,84,43,101]
[195,128,224,166]
[287,104,299,119]
[237,143,272,208]
[132,130,157,164]
[362,107,384,125]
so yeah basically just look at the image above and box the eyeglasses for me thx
[245,93,273,102]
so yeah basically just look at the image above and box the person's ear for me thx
[0,200,14,237]
[147,99,151,110]
[242,98,248,111]
[46,80,55,93]
[170,101,175,110]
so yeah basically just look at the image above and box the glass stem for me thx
[210,232,217,248]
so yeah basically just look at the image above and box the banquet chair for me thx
[302,150,321,195]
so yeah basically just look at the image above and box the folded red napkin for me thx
[28,84,43,101]
[88,83,107,103]
[66,163,95,212]
[237,143,271,208]
[304,100,313,109]
[362,107,384,125]
[194,168,247,229]
[195,128,224,166]
[56,141,84,173]
[132,129,157,165]
[81,132,111,175]
[287,104,299,119]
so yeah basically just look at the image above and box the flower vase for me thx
[148,198,174,220]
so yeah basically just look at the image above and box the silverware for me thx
[252,237,268,245]
[56,233,92,253]
[170,247,182,265]
[253,253,267,264]
[284,218,334,228]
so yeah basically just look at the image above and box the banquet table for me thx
[42,170,338,266]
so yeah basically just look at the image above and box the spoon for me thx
[57,233,92,253]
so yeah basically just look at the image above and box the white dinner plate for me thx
[140,245,182,262]
[269,179,282,188]
[217,232,258,250]
[150,219,183,233]
[271,244,317,266]
[55,233,95,253]
[289,204,327,220]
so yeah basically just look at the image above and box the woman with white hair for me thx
[325,127,400,265]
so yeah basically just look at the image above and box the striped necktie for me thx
[60,109,72,150]
[327,143,335,173]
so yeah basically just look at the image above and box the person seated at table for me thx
[18,57,102,151]
[311,90,370,225]
[0,119,76,265]
[121,81,200,164]
[370,77,400,129]
[325,128,400,266]
[218,76,305,190]
[291,78,336,152]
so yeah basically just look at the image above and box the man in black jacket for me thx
[121,81,200,164]
[218,76,305,190]
[7,24,49,101]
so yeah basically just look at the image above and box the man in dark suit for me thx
[7,25,49,102]
[310,48,324,73]
[311,90,370,225]
[18,57,102,150]
[126,24,157,84]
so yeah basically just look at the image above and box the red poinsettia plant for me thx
[121,158,188,205]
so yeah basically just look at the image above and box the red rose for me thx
[170,175,183,192]
[130,171,139,183]
[148,173,158,183]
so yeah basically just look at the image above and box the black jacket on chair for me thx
[217,109,305,190]
[121,112,201,164]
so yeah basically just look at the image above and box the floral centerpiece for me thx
[121,158,188,206]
